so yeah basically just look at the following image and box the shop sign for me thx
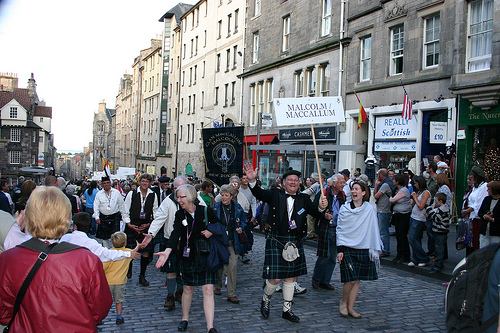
[261,113,273,127]
[274,97,345,126]
[374,141,417,152]
[279,126,337,142]
[429,121,447,144]
[147,165,155,175]
[38,153,44,166]
[375,115,418,140]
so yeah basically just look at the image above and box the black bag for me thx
[445,243,500,332]
[195,206,211,269]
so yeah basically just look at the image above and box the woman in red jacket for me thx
[0,186,112,333]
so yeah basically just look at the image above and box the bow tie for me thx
[285,193,296,198]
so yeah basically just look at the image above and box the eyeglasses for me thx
[177,195,187,199]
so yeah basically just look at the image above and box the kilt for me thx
[177,257,217,286]
[96,212,121,240]
[161,243,178,274]
[125,225,153,253]
[262,233,307,279]
[339,247,378,283]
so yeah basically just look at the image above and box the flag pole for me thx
[353,90,375,131]
[310,123,325,198]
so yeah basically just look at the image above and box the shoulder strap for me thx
[204,205,208,226]
[5,242,57,332]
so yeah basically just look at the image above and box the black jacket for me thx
[479,196,500,236]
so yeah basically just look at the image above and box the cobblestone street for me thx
[99,232,447,333]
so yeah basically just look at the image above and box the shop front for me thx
[456,96,500,202]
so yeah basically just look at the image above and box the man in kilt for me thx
[244,163,328,323]
[93,176,127,249]
[123,173,158,286]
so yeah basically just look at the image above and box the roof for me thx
[34,105,52,118]
[158,2,193,23]
[0,88,32,111]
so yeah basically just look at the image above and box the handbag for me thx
[456,217,473,250]
[4,243,57,333]
[236,218,248,244]
[196,206,211,269]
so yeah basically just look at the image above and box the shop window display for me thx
[472,126,500,181]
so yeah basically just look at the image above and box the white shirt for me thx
[239,186,258,217]
[122,188,158,224]
[60,230,131,262]
[343,179,353,203]
[4,223,31,251]
[148,196,178,239]
[469,182,489,220]
[93,188,127,221]
[2,191,13,207]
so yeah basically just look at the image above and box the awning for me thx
[249,144,364,152]
[19,166,49,174]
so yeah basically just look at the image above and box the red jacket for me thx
[0,239,112,333]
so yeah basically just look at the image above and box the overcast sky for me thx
[0,0,195,152]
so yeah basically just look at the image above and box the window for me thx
[201,91,204,109]
[424,15,440,68]
[9,107,17,119]
[308,67,317,97]
[195,36,198,55]
[216,53,221,72]
[250,84,257,125]
[191,123,195,143]
[231,81,236,105]
[258,82,264,113]
[390,25,404,75]
[180,125,183,141]
[218,20,222,39]
[468,0,493,72]
[39,117,43,123]
[10,128,20,142]
[266,80,274,113]
[224,84,229,107]
[98,137,103,145]
[255,0,261,16]
[320,64,330,96]
[9,151,20,164]
[233,46,238,69]
[234,9,239,32]
[193,94,196,114]
[182,71,185,86]
[188,95,191,114]
[187,124,190,143]
[226,49,231,71]
[190,39,194,57]
[227,14,232,36]
[203,61,205,78]
[360,36,372,81]
[160,133,166,147]
[183,44,186,59]
[321,0,331,36]
[162,111,167,124]
[282,16,291,52]
[215,87,219,105]
[189,68,192,86]
[253,32,259,63]
[204,30,207,47]
[294,71,304,97]
[194,65,197,84]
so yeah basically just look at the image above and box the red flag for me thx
[354,92,367,130]
[401,82,412,120]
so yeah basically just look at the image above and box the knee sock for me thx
[166,277,177,295]
[282,281,295,312]
[262,279,278,301]
[140,256,149,276]
[128,260,133,274]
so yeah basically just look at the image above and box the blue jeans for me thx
[86,206,97,235]
[426,218,436,255]
[378,212,392,254]
[433,233,447,271]
[408,218,430,264]
[313,227,337,284]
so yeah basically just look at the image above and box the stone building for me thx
[92,100,115,173]
[114,74,135,169]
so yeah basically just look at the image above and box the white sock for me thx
[282,281,295,310]
[263,280,278,301]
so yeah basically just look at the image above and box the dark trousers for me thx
[433,233,447,270]
[393,212,411,260]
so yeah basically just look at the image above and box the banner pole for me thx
[310,124,325,198]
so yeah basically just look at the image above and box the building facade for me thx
[92,100,115,173]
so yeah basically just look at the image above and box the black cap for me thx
[158,176,170,183]
[340,169,350,176]
[101,176,110,182]
[283,169,301,179]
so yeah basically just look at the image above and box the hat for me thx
[356,174,369,184]
[471,166,486,179]
[101,176,110,182]
[340,169,350,177]
[158,176,170,183]
[283,169,301,179]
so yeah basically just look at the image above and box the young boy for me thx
[102,231,139,324]
[425,192,451,274]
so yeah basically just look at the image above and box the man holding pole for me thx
[243,163,327,323]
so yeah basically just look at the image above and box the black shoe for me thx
[318,283,335,290]
[429,268,441,275]
[164,293,175,310]
[208,328,218,333]
[261,299,270,319]
[178,320,188,332]
[139,275,149,287]
[282,310,300,323]
[312,278,320,289]
[392,255,402,263]
[116,317,124,325]
[175,289,183,303]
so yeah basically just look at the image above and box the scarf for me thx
[337,201,382,266]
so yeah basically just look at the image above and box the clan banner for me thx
[202,126,244,186]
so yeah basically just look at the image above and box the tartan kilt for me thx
[96,213,121,240]
[177,258,217,286]
[125,226,153,253]
[262,234,307,279]
[339,247,378,283]
[161,241,177,274]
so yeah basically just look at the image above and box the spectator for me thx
[478,181,500,248]
[462,166,488,254]
[373,169,394,257]
[14,180,36,214]
[433,155,449,174]
[390,174,412,264]
[83,181,98,235]
[425,193,451,274]
[408,176,432,267]
[0,180,13,214]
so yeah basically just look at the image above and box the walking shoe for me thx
[177,320,188,332]
[311,278,320,289]
[407,262,417,267]
[175,289,183,303]
[214,287,221,295]
[294,282,307,295]
[318,283,335,290]
[348,309,362,319]
[275,284,282,292]
[261,299,270,319]
[282,310,300,323]
[339,300,348,317]
[116,317,124,325]
[241,254,250,263]
[208,328,218,333]
[392,255,402,263]
[418,262,429,267]
[227,296,240,304]
[429,268,441,274]
[139,275,150,286]
[164,293,175,311]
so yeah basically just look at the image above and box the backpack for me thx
[445,243,500,332]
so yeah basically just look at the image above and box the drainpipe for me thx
[174,24,183,177]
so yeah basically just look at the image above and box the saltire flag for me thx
[354,92,367,130]
[401,81,412,120]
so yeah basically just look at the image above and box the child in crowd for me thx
[425,193,451,274]
[102,231,140,324]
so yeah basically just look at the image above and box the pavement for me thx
[99,232,449,333]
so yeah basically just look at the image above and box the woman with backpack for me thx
[408,176,431,267]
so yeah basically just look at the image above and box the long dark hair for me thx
[413,176,427,194]
[17,180,36,205]
[88,181,97,195]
